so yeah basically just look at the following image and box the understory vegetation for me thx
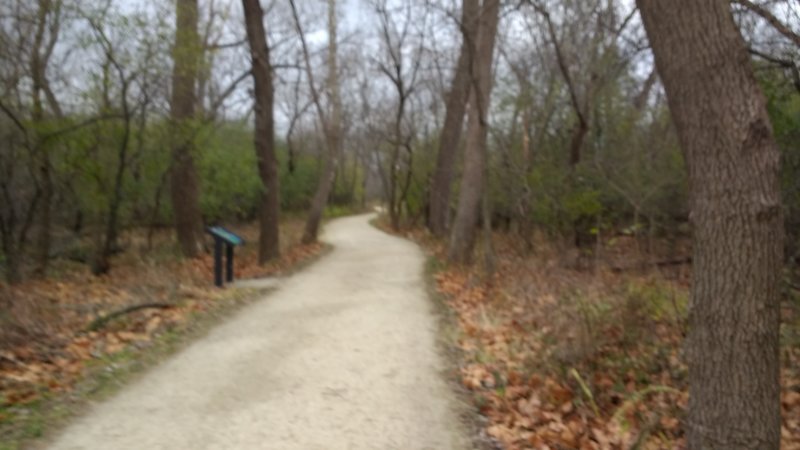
[379,219,800,449]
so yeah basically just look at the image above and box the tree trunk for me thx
[33,151,52,276]
[303,152,337,244]
[92,76,132,276]
[428,0,480,237]
[31,0,55,276]
[388,96,406,230]
[568,118,588,167]
[169,0,204,258]
[448,0,500,264]
[1,232,21,285]
[302,0,341,244]
[638,1,783,448]
[242,0,280,263]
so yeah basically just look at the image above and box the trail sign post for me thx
[206,227,244,287]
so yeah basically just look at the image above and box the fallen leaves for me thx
[415,230,800,449]
[0,219,325,426]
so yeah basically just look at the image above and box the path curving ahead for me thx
[47,214,469,450]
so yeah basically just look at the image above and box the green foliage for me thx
[323,204,359,219]
[196,122,261,221]
[45,116,332,245]
[564,186,603,222]
[198,123,347,218]
[403,135,439,221]
[621,279,687,324]
[759,68,800,261]
[279,154,321,211]
[488,72,687,239]
[331,157,365,207]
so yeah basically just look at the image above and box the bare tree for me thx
[289,0,343,244]
[639,0,783,447]
[448,0,501,264]
[86,16,137,275]
[242,0,280,263]
[0,105,37,283]
[428,0,480,236]
[0,0,63,281]
[30,0,63,275]
[372,0,426,229]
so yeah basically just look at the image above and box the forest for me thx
[1,0,799,448]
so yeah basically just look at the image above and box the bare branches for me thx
[530,2,585,128]
[205,38,246,50]
[206,70,251,119]
[749,47,800,91]
[40,114,123,143]
[288,0,332,140]
[0,99,28,134]
[525,1,588,166]
[734,0,800,47]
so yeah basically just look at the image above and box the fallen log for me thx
[86,302,174,332]
[610,257,692,273]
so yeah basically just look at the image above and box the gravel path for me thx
[47,213,469,450]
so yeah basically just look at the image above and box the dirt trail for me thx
[47,214,469,450]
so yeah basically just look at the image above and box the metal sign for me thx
[205,226,244,287]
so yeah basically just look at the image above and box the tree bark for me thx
[428,0,479,237]
[303,153,337,244]
[169,0,204,258]
[300,0,342,244]
[242,0,280,263]
[447,0,500,264]
[638,1,783,448]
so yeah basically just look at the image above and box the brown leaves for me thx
[0,220,325,417]
[424,234,699,449]
[462,364,495,389]
[429,232,800,449]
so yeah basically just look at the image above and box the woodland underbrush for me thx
[380,218,800,449]
[0,217,324,448]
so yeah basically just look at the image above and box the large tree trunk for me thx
[169,0,204,258]
[447,0,500,264]
[301,0,341,244]
[428,0,480,237]
[242,0,280,263]
[638,1,783,448]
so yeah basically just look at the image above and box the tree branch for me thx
[40,114,124,142]
[288,0,328,131]
[734,0,800,47]
[749,47,800,92]
[86,302,175,331]
[0,100,27,134]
